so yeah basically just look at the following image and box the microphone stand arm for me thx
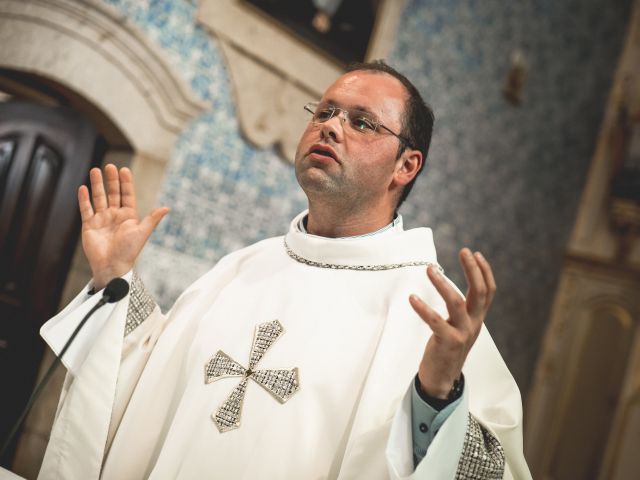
[0,298,107,460]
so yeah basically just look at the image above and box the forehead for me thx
[321,71,407,123]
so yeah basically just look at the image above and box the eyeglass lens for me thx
[306,103,379,135]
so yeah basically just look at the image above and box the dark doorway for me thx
[0,74,116,466]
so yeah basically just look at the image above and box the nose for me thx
[319,112,345,143]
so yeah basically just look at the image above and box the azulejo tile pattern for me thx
[105,0,631,392]
[389,0,631,392]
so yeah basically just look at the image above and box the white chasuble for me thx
[39,212,531,480]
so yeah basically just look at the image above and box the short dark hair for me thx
[345,60,434,209]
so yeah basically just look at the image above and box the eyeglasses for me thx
[304,102,413,148]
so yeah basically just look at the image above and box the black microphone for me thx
[102,277,130,304]
[0,278,130,461]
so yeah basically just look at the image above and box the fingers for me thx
[409,294,452,337]
[89,167,108,212]
[426,266,467,323]
[119,167,137,210]
[78,185,94,222]
[87,165,139,212]
[459,248,488,316]
[105,164,120,208]
[140,207,170,236]
[475,251,496,305]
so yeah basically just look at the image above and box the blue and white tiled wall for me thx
[105,0,631,392]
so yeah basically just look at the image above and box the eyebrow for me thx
[322,99,378,117]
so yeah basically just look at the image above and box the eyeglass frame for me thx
[303,101,414,149]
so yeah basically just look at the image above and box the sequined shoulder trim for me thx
[124,270,157,336]
[454,414,505,480]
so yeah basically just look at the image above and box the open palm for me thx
[79,164,169,290]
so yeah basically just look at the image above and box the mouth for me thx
[308,144,339,163]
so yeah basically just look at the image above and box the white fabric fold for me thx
[286,211,439,268]
[0,467,25,479]
[38,213,530,479]
[39,271,133,377]
[387,383,468,479]
[39,279,130,479]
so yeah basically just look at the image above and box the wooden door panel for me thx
[0,133,34,248]
[0,101,106,465]
[0,138,16,195]
[2,139,63,298]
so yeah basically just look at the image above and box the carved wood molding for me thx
[525,262,640,477]
[569,0,640,266]
[0,0,208,160]
[197,0,405,162]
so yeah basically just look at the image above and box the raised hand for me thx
[78,164,169,290]
[409,248,496,399]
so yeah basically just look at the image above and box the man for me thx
[39,62,531,479]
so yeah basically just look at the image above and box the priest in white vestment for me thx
[37,61,532,479]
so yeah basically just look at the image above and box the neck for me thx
[305,198,395,238]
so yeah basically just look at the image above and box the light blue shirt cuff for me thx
[411,380,463,466]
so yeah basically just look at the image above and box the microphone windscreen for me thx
[103,277,130,303]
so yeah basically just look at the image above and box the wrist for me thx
[415,372,465,410]
[417,369,463,400]
[92,264,132,291]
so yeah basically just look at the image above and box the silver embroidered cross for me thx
[204,320,300,432]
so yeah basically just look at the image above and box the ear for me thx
[392,149,423,188]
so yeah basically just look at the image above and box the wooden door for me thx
[0,101,105,465]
